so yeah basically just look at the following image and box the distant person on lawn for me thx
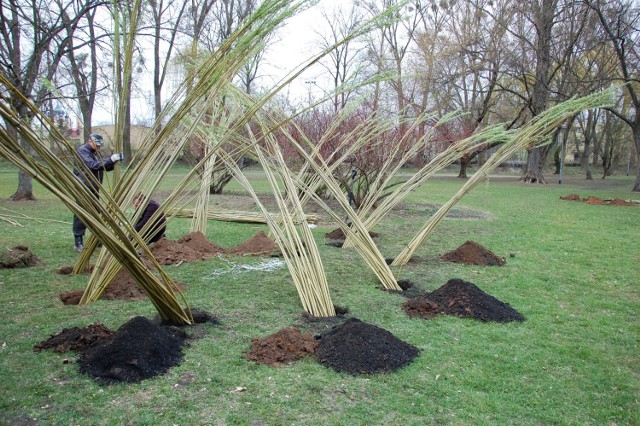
[133,192,166,245]
[72,133,123,252]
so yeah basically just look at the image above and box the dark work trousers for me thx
[73,187,99,238]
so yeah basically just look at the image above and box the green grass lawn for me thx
[0,163,638,425]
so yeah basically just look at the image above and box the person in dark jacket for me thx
[133,192,166,245]
[72,133,123,252]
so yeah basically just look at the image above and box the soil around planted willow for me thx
[57,231,280,304]
[41,232,517,382]
[34,312,218,385]
[403,278,525,322]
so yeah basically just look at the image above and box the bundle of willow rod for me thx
[217,136,336,317]
[392,90,614,266]
[260,113,403,291]
[0,83,193,325]
[76,0,311,271]
[167,207,319,224]
[342,123,511,248]
[76,0,322,302]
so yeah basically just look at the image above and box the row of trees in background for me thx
[311,0,640,189]
[2,0,639,197]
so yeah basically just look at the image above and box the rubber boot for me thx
[74,236,84,252]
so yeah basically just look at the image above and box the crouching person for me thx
[132,192,166,246]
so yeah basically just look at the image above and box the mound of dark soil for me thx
[441,241,505,266]
[34,323,115,353]
[149,238,209,265]
[78,316,187,385]
[315,318,420,375]
[225,231,281,256]
[244,327,318,366]
[0,245,42,269]
[609,198,637,206]
[177,231,224,256]
[404,278,525,322]
[583,196,607,205]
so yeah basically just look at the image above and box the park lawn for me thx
[0,163,638,425]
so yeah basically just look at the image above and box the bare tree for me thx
[489,0,592,183]
[424,0,512,178]
[144,0,188,127]
[206,0,266,94]
[600,110,623,177]
[359,0,424,122]
[61,4,111,142]
[585,0,640,192]
[0,0,98,200]
[315,4,366,112]
[512,0,560,183]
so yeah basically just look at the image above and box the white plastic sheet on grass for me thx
[205,257,286,279]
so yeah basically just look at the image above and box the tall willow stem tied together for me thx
[265,108,404,291]
[0,79,192,324]
[215,120,336,317]
[341,121,509,249]
[81,0,358,312]
[392,89,614,266]
[1,0,330,324]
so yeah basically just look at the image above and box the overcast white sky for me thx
[92,0,348,125]
[261,0,349,102]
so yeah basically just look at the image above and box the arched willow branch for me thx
[392,90,614,266]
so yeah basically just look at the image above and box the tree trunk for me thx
[521,147,548,183]
[633,127,640,192]
[458,155,471,179]
[82,112,93,143]
[11,169,35,201]
[8,113,35,200]
[521,0,556,184]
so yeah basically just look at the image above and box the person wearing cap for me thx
[72,133,123,252]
